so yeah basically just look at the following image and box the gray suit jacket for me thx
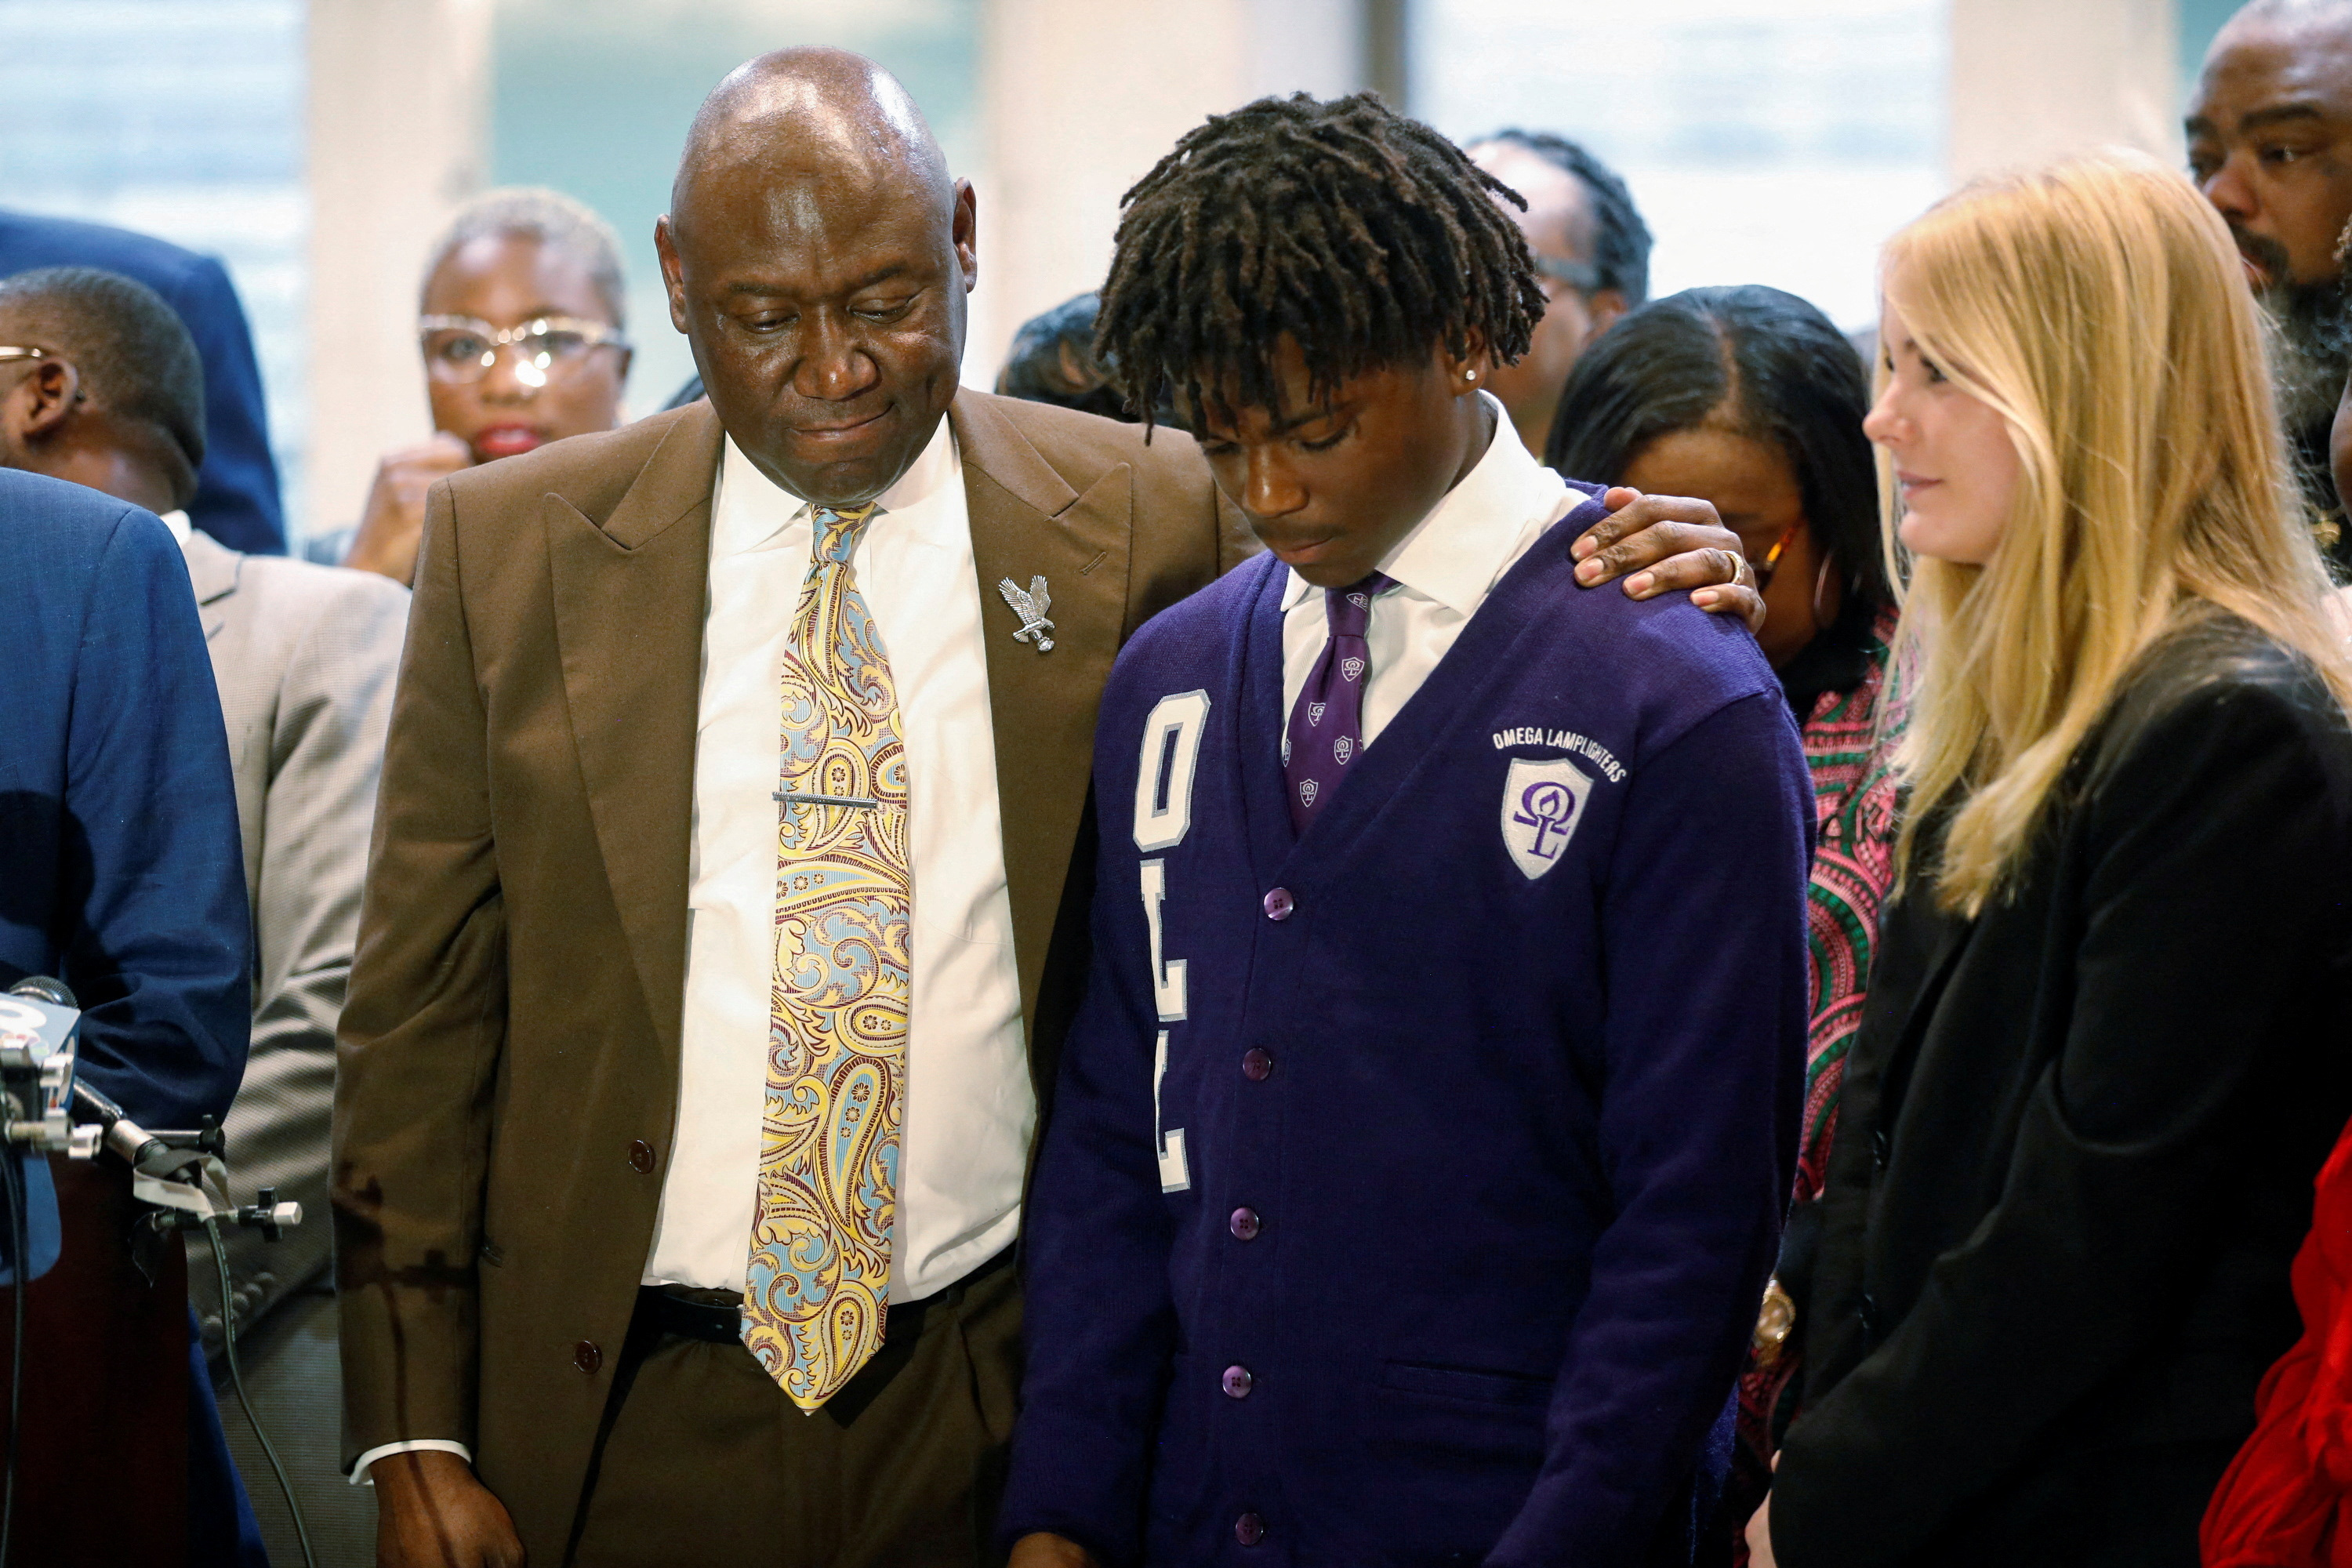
[180,528,408,1349]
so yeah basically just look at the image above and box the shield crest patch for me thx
[1501,756,1593,880]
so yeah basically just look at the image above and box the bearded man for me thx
[2190,0,2352,568]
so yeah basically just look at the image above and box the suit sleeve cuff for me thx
[349,1439,472,1484]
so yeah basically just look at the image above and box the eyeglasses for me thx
[1531,254,1604,296]
[1751,521,1802,589]
[417,314,629,387]
[0,347,50,365]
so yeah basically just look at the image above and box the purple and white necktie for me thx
[1283,571,1395,834]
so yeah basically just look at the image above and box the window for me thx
[0,0,310,534]
[1410,0,1948,332]
[492,0,982,415]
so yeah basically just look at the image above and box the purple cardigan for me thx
[1000,495,1816,1567]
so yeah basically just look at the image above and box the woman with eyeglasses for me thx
[1547,284,1900,1551]
[321,187,633,584]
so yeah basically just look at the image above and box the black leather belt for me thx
[636,1245,1014,1348]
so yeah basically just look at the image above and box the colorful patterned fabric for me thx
[742,502,913,1412]
[1723,608,1904,1558]
[1283,572,1395,833]
[1789,607,1904,1207]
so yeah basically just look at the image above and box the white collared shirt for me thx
[644,419,1033,1301]
[1280,394,1576,743]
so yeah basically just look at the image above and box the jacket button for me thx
[1871,1129,1890,1171]
[1229,1207,1261,1240]
[1221,1363,1253,1399]
[1261,887,1294,920]
[572,1340,602,1374]
[1235,1512,1266,1545]
[628,1139,658,1174]
[1241,1048,1273,1081]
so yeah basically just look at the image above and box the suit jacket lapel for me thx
[1857,873,1974,1112]
[179,529,241,642]
[951,393,1134,1042]
[544,401,723,1060]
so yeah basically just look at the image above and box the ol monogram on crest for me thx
[996,575,1056,652]
[1500,755,1594,881]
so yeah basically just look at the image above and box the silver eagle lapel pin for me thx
[996,574,1056,652]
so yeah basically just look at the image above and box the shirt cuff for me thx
[349,1439,473,1485]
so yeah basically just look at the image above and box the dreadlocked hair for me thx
[1097,92,1545,434]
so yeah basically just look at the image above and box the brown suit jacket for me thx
[332,391,1248,1550]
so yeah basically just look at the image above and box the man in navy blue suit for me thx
[0,209,285,554]
[0,466,248,1124]
[0,463,260,1562]
[1003,96,1811,1568]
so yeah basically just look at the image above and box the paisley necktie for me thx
[1283,571,1395,833]
[742,501,912,1411]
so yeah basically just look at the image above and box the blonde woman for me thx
[1746,151,2352,1568]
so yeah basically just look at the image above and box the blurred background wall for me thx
[0,0,2224,553]
[493,0,982,418]
[0,2,311,522]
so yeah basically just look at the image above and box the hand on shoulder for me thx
[1572,486,1766,633]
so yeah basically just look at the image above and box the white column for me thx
[968,0,1368,386]
[1947,0,2182,184]
[304,0,492,545]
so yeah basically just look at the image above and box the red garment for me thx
[2204,1116,2352,1566]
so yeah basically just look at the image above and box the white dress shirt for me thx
[1281,394,1577,740]
[644,419,1033,1302]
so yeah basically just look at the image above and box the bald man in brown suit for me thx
[332,49,1254,1568]
[333,47,1755,1568]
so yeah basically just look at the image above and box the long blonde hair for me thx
[1883,151,2352,914]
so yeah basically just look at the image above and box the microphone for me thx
[67,1073,212,1178]
[27,988,296,1225]
[0,978,86,1158]
[11,977,216,1176]
[0,979,75,1298]
[2,978,227,1177]
[2,978,71,1011]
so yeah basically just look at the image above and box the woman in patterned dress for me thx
[1547,285,1900,1554]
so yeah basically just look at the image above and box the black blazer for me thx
[1772,611,2352,1567]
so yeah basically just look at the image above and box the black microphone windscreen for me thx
[6,976,75,1011]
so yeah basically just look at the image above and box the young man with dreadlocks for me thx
[997,94,1815,1568]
